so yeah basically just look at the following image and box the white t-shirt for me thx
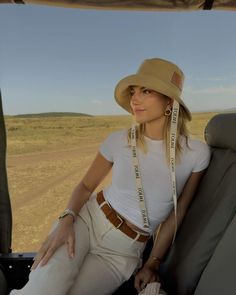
[99,128,211,234]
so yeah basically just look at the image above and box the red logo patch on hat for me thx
[171,71,183,91]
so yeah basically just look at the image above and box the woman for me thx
[10,58,211,295]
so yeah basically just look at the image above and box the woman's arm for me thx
[31,152,113,269]
[65,151,113,217]
[144,169,206,270]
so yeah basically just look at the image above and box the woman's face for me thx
[129,85,172,124]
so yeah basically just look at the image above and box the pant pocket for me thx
[87,194,115,237]
[100,226,145,257]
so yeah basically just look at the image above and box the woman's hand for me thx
[134,265,160,293]
[31,216,75,270]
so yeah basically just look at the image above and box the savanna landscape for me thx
[5,112,217,252]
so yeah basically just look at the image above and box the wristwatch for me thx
[58,209,77,222]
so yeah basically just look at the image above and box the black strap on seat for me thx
[0,90,12,254]
[203,0,214,10]
[13,0,25,4]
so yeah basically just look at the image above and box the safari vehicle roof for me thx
[0,0,236,11]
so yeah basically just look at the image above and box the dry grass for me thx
[5,112,217,252]
[5,115,132,155]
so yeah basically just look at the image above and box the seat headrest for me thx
[204,113,236,151]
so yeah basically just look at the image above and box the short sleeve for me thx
[99,132,115,162]
[192,141,211,173]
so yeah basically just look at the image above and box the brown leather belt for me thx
[96,191,150,243]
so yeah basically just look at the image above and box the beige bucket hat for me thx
[114,58,192,121]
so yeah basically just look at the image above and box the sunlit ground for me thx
[5,112,217,252]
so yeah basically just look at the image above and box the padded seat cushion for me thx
[159,147,236,295]
[194,215,236,295]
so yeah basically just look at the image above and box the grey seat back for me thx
[159,113,236,295]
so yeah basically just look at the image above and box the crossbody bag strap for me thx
[169,99,179,245]
[131,124,150,229]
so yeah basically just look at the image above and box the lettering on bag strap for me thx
[169,99,179,245]
[131,125,150,228]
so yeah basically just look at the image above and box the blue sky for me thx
[0,4,236,115]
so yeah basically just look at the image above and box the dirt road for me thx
[7,144,111,252]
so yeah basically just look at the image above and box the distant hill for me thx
[222,108,236,113]
[193,108,236,113]
[11,112,93,118]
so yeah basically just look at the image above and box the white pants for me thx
[10,192,148,295]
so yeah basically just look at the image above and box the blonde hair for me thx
[127,102,191,165]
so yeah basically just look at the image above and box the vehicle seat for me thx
[159,112,236,295]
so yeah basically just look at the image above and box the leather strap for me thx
[97,191,150,243]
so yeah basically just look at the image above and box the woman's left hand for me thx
[134,265,160,292]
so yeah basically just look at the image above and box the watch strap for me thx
[59,209,77,222]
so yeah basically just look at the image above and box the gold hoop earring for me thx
[165,109,172,116]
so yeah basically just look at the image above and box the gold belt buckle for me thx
[116,214,124,229]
